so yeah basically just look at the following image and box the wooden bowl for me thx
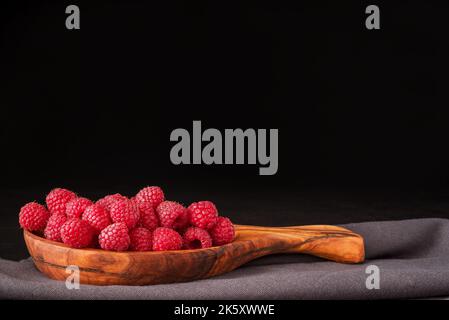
[24,224,364,286]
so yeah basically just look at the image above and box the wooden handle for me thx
[235,224,365,264]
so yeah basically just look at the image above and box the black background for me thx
[1,0,448,260]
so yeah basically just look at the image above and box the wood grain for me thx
[24,224,364,286]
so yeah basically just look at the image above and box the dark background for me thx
[0,0,448,260]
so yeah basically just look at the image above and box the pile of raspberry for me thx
[19,187,235,252]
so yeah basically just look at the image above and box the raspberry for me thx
[82,204,111,233]
[44,214,67,242]
[19,202,50,232]
[46,188,77,215]
[66,197,93,219]
[209,217,235,246]
[135,186,165,209]
[129,227,153,251]
[110,198,140,229]
[187,201,218,229]
[98,222,130,251]
[96,193,127,211]
[135,200,159,231]
[183,227,212,249]
[60,218,94,248]
[156,201,189,230]
[152,227,183,251]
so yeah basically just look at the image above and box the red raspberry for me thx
[135,200,159,231]
[44,214,67,242]
[156,201,189,230]
[183,227,212,249]
[60,218,94,248]
[96,193,127,211]
[82,204,111,233]
[152,227,183,251]
[19,202,50,232]
[46,188,77,215]
[135,186,165,209]
[129,227,153,251]
[110,198,140,229]
[98,222,130,251]
[209,217,235,246]
[187,201,218,229]
[66,197,93,219]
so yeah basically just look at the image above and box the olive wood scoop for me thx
[24,224,364,286]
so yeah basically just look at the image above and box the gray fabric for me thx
[1,218,449,300]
